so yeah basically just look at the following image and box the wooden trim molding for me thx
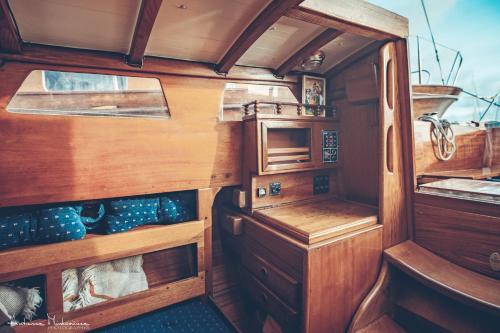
[0,0,22,53]
[274,28,342,78]
[0,43,298,83]
[215,0,304,74]
[127,0,163,67]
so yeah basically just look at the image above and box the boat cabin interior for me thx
[0,0,498,332]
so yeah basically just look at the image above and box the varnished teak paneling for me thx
[0,62,241,206]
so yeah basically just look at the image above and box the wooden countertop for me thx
[419,178,500,204]
[252,198,378,244]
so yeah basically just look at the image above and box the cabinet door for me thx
[379,41,409,248]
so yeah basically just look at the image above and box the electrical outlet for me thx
[269,182,281,196]
[256,187,267,198]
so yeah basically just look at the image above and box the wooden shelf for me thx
[268,154,310,163]
[384,241,500,314]
[267,147,310,155]
[0,221,205,282]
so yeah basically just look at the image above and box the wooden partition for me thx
[328,41,410,249]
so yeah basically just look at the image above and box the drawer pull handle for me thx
[260,267,269,278]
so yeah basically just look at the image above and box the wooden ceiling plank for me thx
[215,0,304,75]
[127,0,163,67]
[274,28,342,77]
[324,40,384,78]
[0,0,22,53]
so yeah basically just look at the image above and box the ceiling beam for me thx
[215,0,304,75]
[324,40,384,78]
[0,0,22,53]
[274,28,342,78]
[286,7,397,41]
[127,0,163,67]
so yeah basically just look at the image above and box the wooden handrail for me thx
[242,100,333,117]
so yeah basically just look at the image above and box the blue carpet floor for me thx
[94,299,234,333]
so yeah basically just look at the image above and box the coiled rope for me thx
[419,113,456,161]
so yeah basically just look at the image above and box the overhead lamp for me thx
[300,50,325,71]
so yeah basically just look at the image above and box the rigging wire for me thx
[420,0,445,85]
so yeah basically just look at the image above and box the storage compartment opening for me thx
[62,244,197,313]
[0,190,198,252]
[0,275,46,324]
[267,128,311,165]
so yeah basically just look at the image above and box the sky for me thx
[368,0,500,122]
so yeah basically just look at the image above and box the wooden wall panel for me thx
[329,53,379,206]
[0,62,244,207]
[414,202,500,279]
[305,226,383,333]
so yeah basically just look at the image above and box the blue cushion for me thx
[105,198,160,234]
[159,192,196,223]
[36,206,86,244]
[0,211,37,250]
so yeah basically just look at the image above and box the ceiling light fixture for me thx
[176,4,187,9]
[300,50,325,71]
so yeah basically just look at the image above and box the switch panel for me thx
[257,187,267,198]
[322,130,338,163]
[269,182,281,196]
[313,175,330,195]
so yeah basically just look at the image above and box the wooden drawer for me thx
[242,215,304,279]
[241,269,299,330]
[242,250,300,308]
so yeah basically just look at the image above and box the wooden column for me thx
[197,187,221,296]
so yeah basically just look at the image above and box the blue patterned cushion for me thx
[36,206,86,244]
[0,211,37,250]
[105,198,160,234]
[80,203,105,231]
[159,192,196,223]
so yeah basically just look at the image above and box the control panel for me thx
[313,175,330,195]
[322,130,338,163]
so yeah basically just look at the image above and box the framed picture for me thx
[302,75,326,116]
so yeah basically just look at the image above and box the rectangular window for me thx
[7,71,169,118]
